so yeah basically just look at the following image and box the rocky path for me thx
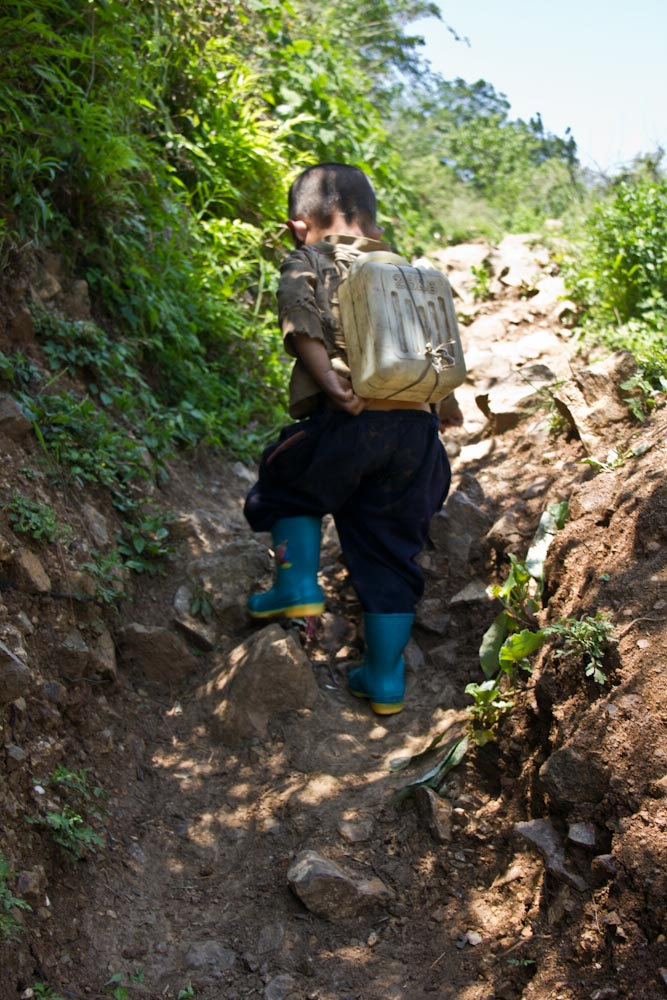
[4,234,667,1000]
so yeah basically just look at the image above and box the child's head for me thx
[287,163,381,246]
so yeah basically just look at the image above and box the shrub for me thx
[564,179,667,342]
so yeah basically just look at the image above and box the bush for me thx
[564,179,667,342]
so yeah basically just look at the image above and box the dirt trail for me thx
[3,236,667,1000]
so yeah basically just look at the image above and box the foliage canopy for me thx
[0,0,583,458]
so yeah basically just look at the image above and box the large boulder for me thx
[203,623,318,745]
[552,351,637,454]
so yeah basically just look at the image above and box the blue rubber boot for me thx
[248,516,325,619]
[347,612,415,715]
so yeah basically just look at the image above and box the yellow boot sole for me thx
[248,601,324,620]
[350,689,404,715]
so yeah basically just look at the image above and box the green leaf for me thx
[289,39,313,55]
[498,629,545,670]
[525,501,569,580]
[472,728,495,746]
[394,734,468,803]
[389,727,455,772]
[479,611,510,678]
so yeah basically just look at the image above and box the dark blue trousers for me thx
[244,409,450,613]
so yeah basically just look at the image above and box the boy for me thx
[244,163,451,715]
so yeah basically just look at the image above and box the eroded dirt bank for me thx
[1,238,666,1000]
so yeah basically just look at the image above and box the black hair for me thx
[288,163,377,231]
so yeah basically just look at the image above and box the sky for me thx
[410,0,667,174]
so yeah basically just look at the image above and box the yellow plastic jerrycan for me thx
[338,251,466,403]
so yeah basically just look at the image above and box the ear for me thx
[287,219,308,247]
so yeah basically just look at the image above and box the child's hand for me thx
[438,393,464,429]
[291,335,366,415]
[321,368,365,415]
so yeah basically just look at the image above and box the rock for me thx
[591,987,620,1000]
[32,268,61,302]
[15,866,46,905]
[449,579,491,605]
[6,744,27,767]
[430,490,490,568]
[264,975,296,1000]
[191,539,272,629]
[183,940,236,972]
[232,462,256,485]
[58,629,90,680]
[67,279,92,320]
[489,234,544,289]
[457,439,494,464]
[8,306,35,346]
[319,612,354,660]
[81,502,111,548]
[649,775,667,799]
[61,570,97,599]
[414,786,453,843]
[461,345,512,386]
[590,854,618,886]
[256,921,286,954]
[432,242,491,273]
[404,636,425,673]
[15,611,34,635]
[415,599,449,635]
[552,351,637,454]
[568,475,619,521]
[428,639,459,672]
[287,849,393,921]
[430,243,492,304]
[521,476,551,500]
[475,363,557,433]
[204,623,318,745]
[540,747,610,806]
[485,507,527,554]
[0,394,32,440]
[496,329,565,367]
[88,622,117,681]
[465,314,508,344]
[442,490,490,539]
[12,549,51,594]
[527,275,567,311]
[42,680,67,704]
[568,822,598,848]
[555,299,579,327]
[337,819,373,844]
[0,644,31,705]
[173,584,217,650]
[0,533,14,562]
[117,624,197,682]
[514,817,588,892]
